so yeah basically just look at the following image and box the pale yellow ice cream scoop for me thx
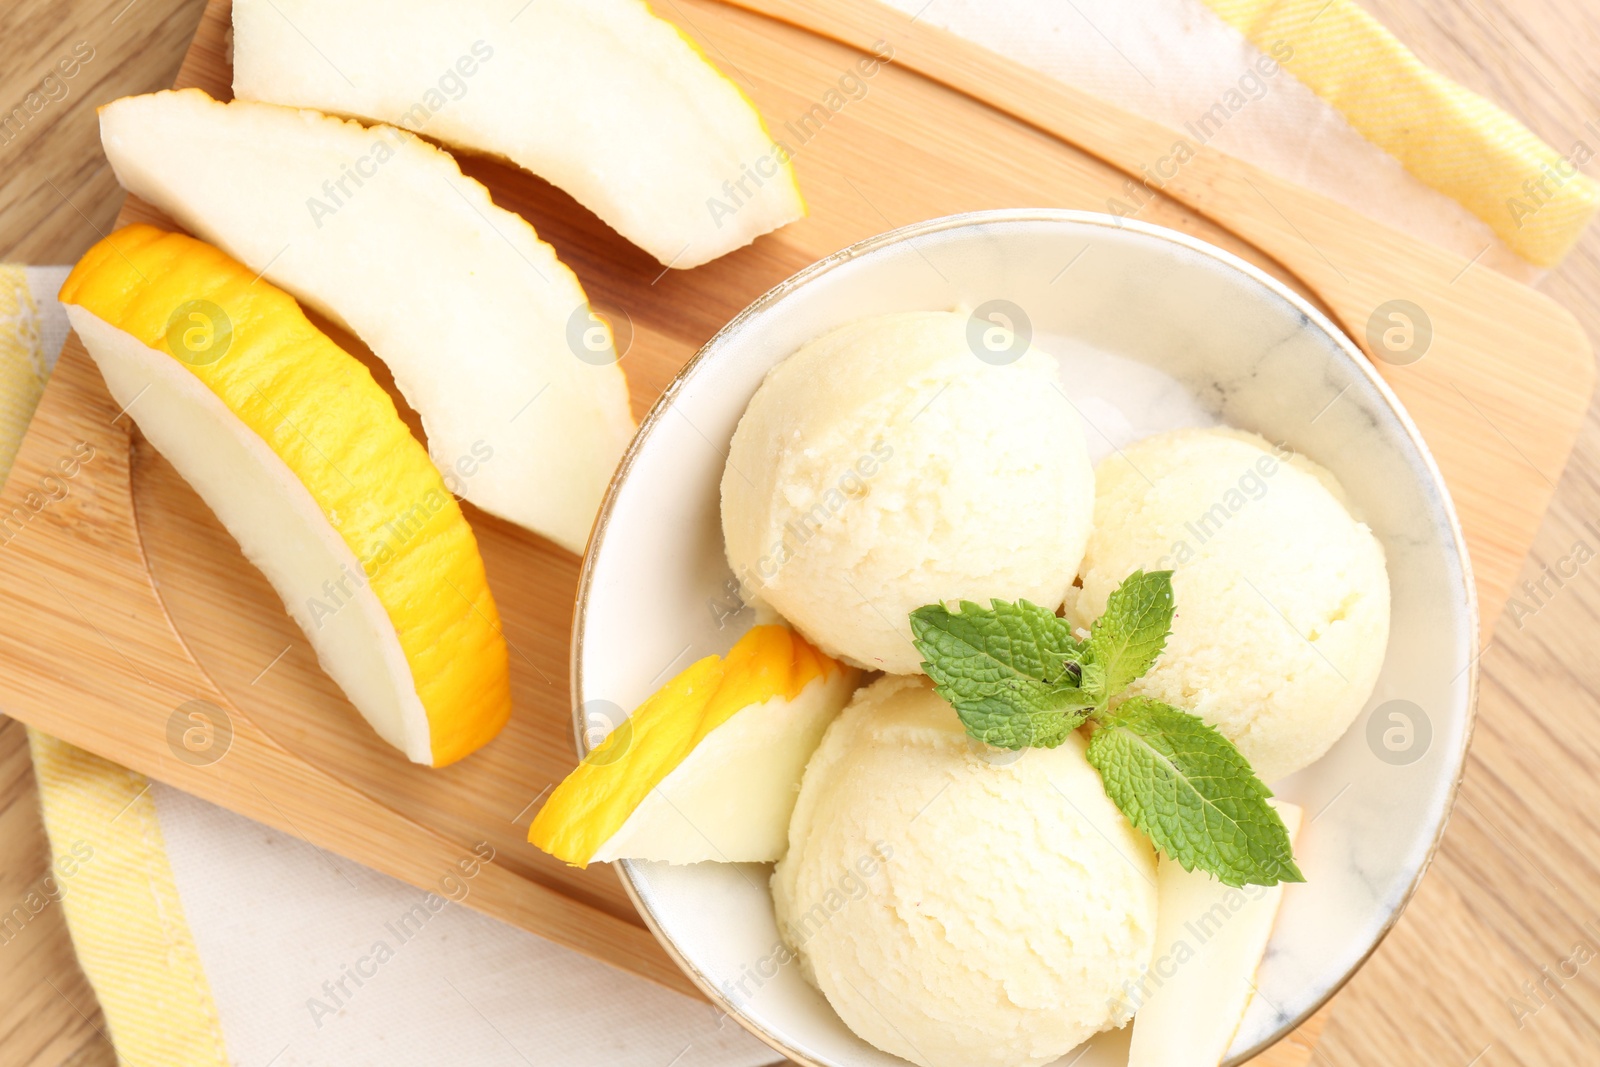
[721,310,1094,675]
[773,675,1158,1067]
[1075,427,1390,783]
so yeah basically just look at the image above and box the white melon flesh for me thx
[1128,801,1305,1067]
[98,89,634,554]
[592,667,857,864]
[66,305,433,763]
[231,0,805,268]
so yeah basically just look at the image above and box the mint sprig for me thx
[1088,698,1303,887]
[909,599,1096,748]
[1083,568,1173,700]
[910,570,1303,888]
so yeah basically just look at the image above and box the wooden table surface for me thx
[2,0,1598,1065]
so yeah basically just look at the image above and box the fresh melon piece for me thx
[232,0,806,268]
[1127,801,1306,1067]
[61,225,511,766]
[98,88,633,554]
[531,625,859,865]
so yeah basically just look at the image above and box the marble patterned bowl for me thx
[572,210,1477,1067]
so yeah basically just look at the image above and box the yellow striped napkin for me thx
[1205,0,1598,267]
[2,264,230,1064]
[29,733,231,1066]
[0,266,50,476]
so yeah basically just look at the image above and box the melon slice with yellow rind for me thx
[531,625,859,865]
[60,224,511,766]
[97,88,634,554]
[230,0,805,268]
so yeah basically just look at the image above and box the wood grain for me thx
[2,0,1598,1066]
[1305,5,1600,1065]
[0,0,206,264]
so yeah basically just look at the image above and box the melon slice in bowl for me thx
[532,624,859,865]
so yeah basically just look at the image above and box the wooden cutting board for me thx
[0,0,1588,1062]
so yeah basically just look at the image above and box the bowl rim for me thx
[570,208,1480,1067]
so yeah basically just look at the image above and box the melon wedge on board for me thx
[230,0,805,268]
[61,225,511,766]
[98,88,634,554]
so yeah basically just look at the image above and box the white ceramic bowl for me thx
[573,210,1477,1067]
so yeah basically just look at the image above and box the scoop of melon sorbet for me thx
[721,310,1094,675]
[1074,427,1390,783]
[773,675,1158,1067]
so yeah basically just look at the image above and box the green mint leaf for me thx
[1085,697,1303,887]
[911,598,1085,685]
[1077,661,1106,703]
[945,694,1091,750]
[910,600,1096,750]
[1084,569,1174,702]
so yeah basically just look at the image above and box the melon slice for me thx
[231,0,805,268]
[98,88,634,554]
[60,225,511,766]
[531,625,859,865]
[1127,801,1306,1067]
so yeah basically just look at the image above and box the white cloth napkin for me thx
[152,784,773,1067]
[884,0,1522,274]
